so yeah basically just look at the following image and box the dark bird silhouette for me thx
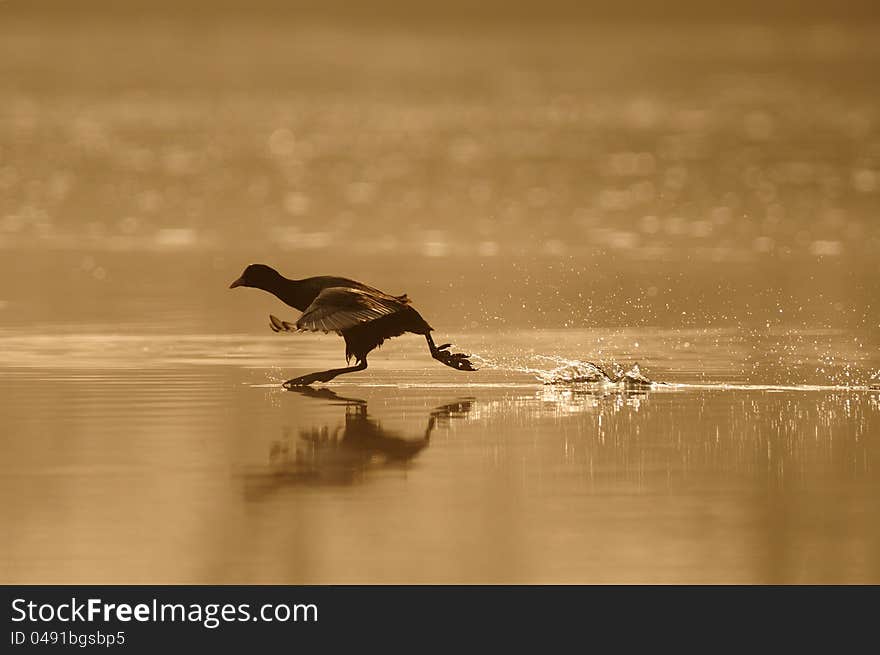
[229,263,476,386]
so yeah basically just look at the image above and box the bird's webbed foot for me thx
[283,371,336,388]
[432,344,478,371]
[282,362,367,388]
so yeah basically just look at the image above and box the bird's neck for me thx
[262,276,312,312]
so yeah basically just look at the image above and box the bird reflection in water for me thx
[244,388,473,495]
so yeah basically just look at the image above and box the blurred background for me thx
[1,0,878,333]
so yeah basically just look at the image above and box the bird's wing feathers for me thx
[295,287,407,333]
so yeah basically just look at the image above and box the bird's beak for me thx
[229,276,244,289]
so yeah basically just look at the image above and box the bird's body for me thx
[260,274,394,313]
[229,264,475,386]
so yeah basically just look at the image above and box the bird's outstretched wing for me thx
[290,286,408,333]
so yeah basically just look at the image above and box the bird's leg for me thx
[425,334,477,372]
[283,360,368,388]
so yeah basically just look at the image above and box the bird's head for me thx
[229,264,282,290]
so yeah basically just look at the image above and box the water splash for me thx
[471,353,656,388]
[535,359,655,388]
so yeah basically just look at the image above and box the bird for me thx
[229,264,476,386]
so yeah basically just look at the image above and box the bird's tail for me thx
[269,314,298,333]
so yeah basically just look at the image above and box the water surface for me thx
[2,315,877,584]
